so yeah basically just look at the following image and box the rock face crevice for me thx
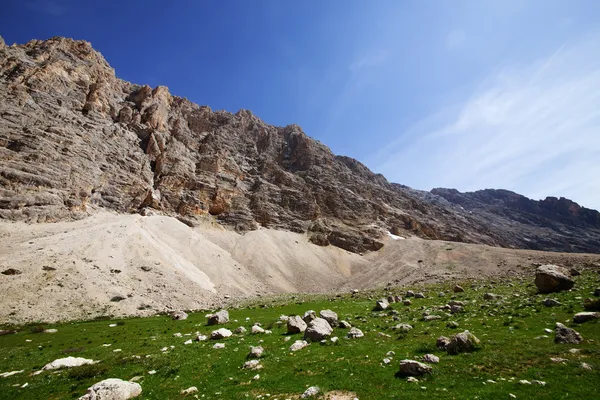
[1,36,599,253]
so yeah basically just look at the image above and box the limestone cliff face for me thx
[1,36,599,253]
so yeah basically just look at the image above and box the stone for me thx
[1,268,21,276]
[304,318,333,342]
[483,293,498,300]
[303,310,317,324]
[583,298,600,311]
[393,323,413,332]
[44,329,58,333]
[330,336,339,344]
[403,300,412,306]
[170,311,188,320]
[78,378,142,400]
[247,346,264,358]
[301,386,320,398]
[446,321,459,329]
[207,310,229,325]
[242,360,262,370]
[542,298,561,307]
[573,312,600,323]
[422,354,440,363]
[534,265,575,293]
[398,360,432,376]
[0,370,24,378]
[407,377,419,383]
[289,340,309,351]
[210,328,232,340]
[446,331,480,354]
[319,309,339,327]
[453,285,464,293]
[196,334,208,341]
[251,325,265,334]
[181,387,198,395]
[234,326,247,334]
[374,299,389,311]
[555,322,583,344]
[346,327,364,339]
[415,292,425,299]
[212,343,225,349]
[339,320,352,329]
[42,357,96,371]
[287,315,308,333]
[437,336,450,349]
[423,315,441,322]
[406,290,415,297]
[450,305,463,314]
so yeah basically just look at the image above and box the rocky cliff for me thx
[1,36,599,254]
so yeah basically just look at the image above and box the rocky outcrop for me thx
[1,37,599,254]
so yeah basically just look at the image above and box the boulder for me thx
[415,292,425,299]
[42,357,96,371]
[584,298,600,311]
[287,315,308,333]
[303,310,317,324]
[242,360,262,370]
[170,311,188,321]
[339,320,352,329]
[436,336,450,349]
[387,296,396,303]
[406,290,415,297]
[573,312,600,324]
[446,331,480,354]
[403,300,412,306]
[392,323,413,332]
[210,328,232,340]
[542,298,561,307]
[319,309,339,327]
[374,298,389,311]
[398,360,432,376]
[304,318,333,342]
[422,354,440,364]
[78,378,142,400]
[346,327,364,339]
[234,326,247,334]
[453,285,464,293]
[289,340,309,352]
[555,322,583,344]
[251,325,265,334]
[534,265,574,293]
[301,386,321,398]
[207,310,229,325]
[247,346,264,359]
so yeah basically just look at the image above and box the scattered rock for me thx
[212,343,225,349]
[555,323,583,344]
[346,327,364,339]
[287,316,308,333]
[453,285,464,293]
[403,300,412,306]
[415,292,425,299]
[330,337,339,344]
[303,310,317,324]
[180,386,198,395]
[542,298,561,307]
[583,298,600,311]
[422,354,439,364]
[78,378,142,400]
[398,360,432,376]
[44,329,58,334]
[304,318,333,342]
[406,291,415,297]
[531,380,546,386]
[393,323,413,332]
[407,377,419,383]
[0,370,24,378]
[289,340,309,351]
[436,336,451,349]
[210,328,232,340]
[207,310,229,325]
[573,312,600,323]
[242,360,262,370]
[170,311,188,321]
[581,362,593,370]
[234,326,247,334]
[41,357,97,371]
[339,320,352,329]
[196,334,208,341]
[183,339,192,345]
[319,310,339,327]
[247,346,264,358]
[534,265,575,293]
[483,293,499,300]
[301,386,321,398]
[251,325,265,334]
[446,331,480,354]
[1,268,21,276]
[374,299,389,311]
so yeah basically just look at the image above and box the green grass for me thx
[1,272,599,399]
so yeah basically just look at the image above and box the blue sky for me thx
[2,1,600,210]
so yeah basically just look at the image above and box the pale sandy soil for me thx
[0,210,597,324]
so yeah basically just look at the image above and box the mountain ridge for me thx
[1,36,599,253]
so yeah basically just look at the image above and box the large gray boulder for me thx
[446,331,480,354]
[398,360,432,376]
[534,265,574,293]
[304,318,333,342]
[207,310,229,325]
[319,309,339,327]
[287,315,308,334]
[374,298,389,311]
[210,328,232,340]
[78,378,142,400]
[555,322,583,344]
[573,312,600,323]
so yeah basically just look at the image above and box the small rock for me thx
[331,336,339,344]
[234,326,247,334]
[573,312,600,323]
[210,328,232,340]
[406,290,415,297]
[453,285,464,293]
[407,377,419,383]
[374,299,389,311]
[302,310,317,324]
[531,380,546,386]
[181,386,198,395]
[170,311,188,321]
[183,339,192,345]
[483,293,498,300]
[422,354,439,364]
[398,360,432,376]
[446,331,480,354]
[304,318,333,342]
[289,340,309,352]
[247,346,264,358]
[301,386,320,398]
[423,315,441,322]
[339,320,352,329]
[77,378,142,400]
[251,325,265,334]
[383,358,392,364]
[415,292,425,299]
[1,268,21,276]
[436,336,450,349]
[542,298,561,307]
[346,327,364,339]
[555,322,583,344]
[207,310,229,325]
[212,343,225,349]
[242,360,262,370]
[196,334,208,341]
[287,315,308,334]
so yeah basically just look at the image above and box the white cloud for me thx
[372,34,600,211]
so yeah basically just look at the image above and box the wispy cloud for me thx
[26,0,66,16]
[371,34,600,210]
